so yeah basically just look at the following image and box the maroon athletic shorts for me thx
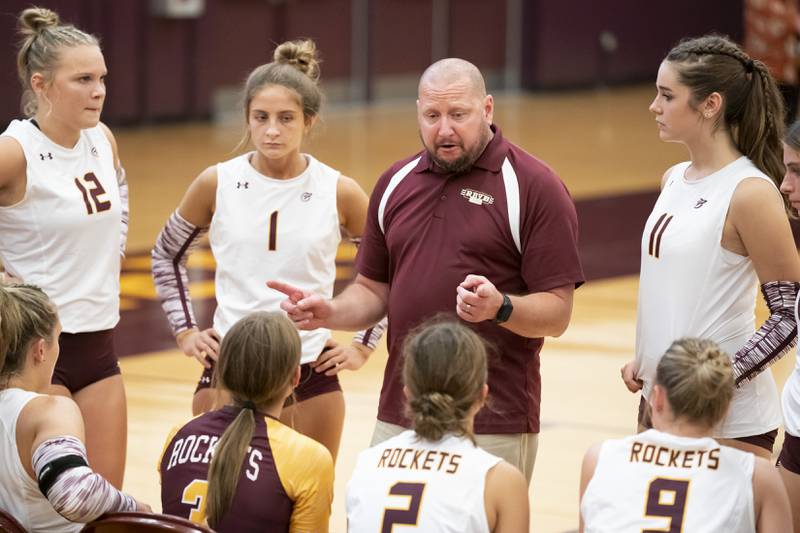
[195,359,341,403]
[52,329,121,394]
[779,433,800,475]
[638,397,777,453]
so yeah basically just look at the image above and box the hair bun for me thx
[273,39,320,82]
[19,7,60,36]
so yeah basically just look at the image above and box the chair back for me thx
[81,512,215,532]
[0,510,25,533]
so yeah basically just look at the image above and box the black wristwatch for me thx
[492,293,513,324]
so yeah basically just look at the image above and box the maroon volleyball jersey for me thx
[357,125,584,433]
[159,406,333,532]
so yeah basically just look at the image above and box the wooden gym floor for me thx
[112,86,794,532]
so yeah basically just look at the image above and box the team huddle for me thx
[2,5,800,533]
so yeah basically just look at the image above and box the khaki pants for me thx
[371,420,538,484]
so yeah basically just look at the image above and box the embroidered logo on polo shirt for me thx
[301,192,312,202]
[460,188,494,205]
[90,146,99,157]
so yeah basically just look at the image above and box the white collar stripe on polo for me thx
[378,157,421,234]
[501,157,521,253]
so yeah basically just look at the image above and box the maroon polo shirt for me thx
[356,125,584,434]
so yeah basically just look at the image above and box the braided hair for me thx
[666,35,788,212]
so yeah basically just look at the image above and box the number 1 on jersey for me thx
[268,210,278,251]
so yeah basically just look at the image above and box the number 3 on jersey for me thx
[74,172,111,215]
[381,482,426,532]
[181,479,209,524]
[643,477,690,533]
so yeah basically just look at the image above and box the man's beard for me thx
[422,127,490,174]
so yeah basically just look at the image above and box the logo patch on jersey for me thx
[694,198,708,209]
[460,188,494,206]
[301,192,312,202]
[90,146,99,157]
[236,181,249,189]
[39,152,53,161]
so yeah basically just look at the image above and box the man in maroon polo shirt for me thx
[269,57,583,482]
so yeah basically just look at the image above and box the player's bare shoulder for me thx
[336,174,369,233]
[178,165,219,226]
[0,135,27,197]
[98,121,120,168]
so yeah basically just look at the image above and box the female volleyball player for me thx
[587,338,790,531]
[0,6,130,487]
[159,311,332,532]
[0,284,147,532]
[151,39,381,460]
[346,320,529,533]
[776,120,800,531]
[622,34,800,458]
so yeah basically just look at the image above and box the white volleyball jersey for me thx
[0,388,81,533]
[783,370,800,436]
[782,300,800,436]
[346,430,502,533]
[581,429,755,533]
[210,153,341,364]
[0,119,121,333]
[635,157,781,437]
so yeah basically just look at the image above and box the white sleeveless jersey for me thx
[635,157,781,437]
[346,430,502,533]
[210,153,340,364]
[0,120,121,333]
[782,300,800,436]
[0,388,81,533]
[581,429,755,533]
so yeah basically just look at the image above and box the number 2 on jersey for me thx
[381,482,426,533]
[643,477,690,533]
[74,172,111,215]
[267,210,278,251]
[181,479,209,524]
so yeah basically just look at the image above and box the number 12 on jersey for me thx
[74,172,111,215]
[381,482,426,532]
